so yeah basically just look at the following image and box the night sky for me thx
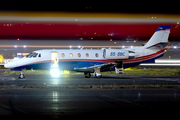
[0,1,179,14]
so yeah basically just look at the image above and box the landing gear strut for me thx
[115,61,124,74]
[19,71,25,79]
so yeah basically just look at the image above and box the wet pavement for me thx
[0,89,180,119]
[0,71,180,119]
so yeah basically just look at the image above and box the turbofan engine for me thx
[103,49,136,60]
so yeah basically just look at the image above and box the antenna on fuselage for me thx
[81,47,84,50]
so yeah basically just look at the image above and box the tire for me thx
[19,74,25,79]
[84,72,91,78]
[97,75,102,79]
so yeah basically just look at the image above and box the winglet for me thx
[156,25,171,32]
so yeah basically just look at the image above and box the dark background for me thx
[0,1,179,14]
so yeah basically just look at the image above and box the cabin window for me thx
[69,53,73,57]
[86,53,89,57]
[61,53,65,57]
[95,53,98,57]
[38,54,41,57]
[77,53,81,57]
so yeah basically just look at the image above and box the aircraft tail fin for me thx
[144,25,171,49]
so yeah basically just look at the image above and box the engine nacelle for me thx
[103,49,129,59]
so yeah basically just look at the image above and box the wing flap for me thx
[74,63,115,72]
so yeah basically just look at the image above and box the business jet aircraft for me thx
[4,25,171,78]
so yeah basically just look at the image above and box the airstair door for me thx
[51,52,59,68]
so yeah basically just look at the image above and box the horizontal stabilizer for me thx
[74,63,114,72]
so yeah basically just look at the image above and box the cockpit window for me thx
[27,52,39,58]
[27,52,35,58]
[33,53,38,58]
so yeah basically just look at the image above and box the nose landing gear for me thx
[19,72,25,79]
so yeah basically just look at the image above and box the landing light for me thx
[174,46,177,49]
[50,68,60,78]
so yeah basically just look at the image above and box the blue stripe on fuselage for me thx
[14,62,51,70]
[13,61,105,71]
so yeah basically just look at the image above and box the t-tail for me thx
[144,25,171,50]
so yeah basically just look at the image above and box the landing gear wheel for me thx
[93,72,102,78]
[19,72,25,79]
[97,75,102,78]
[84,72,91,78]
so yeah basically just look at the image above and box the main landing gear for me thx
[83,67,102,78]
[93,67,102,78]
[84,72,91,78]
[84,72,102,78]
[93,72,102,78]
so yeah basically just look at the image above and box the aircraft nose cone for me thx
[4,63,14,68]
[4,63,9,68]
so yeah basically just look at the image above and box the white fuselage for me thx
[4,46,165,71]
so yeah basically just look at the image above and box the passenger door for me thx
[51,52,59,68]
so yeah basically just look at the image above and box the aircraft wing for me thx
[74,63,115,72]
